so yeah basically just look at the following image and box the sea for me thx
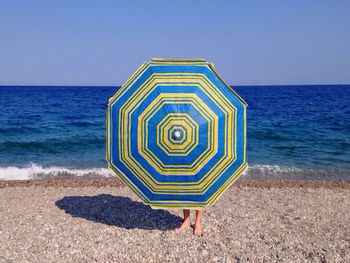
[0,85,349,180]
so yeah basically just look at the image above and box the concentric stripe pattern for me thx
[107,59,247,209]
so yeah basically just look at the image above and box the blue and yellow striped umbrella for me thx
[107,59,247,209]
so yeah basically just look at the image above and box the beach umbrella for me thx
[107,58,247,209]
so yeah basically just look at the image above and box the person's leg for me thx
[193,210,203,236]
[175,209,191,231]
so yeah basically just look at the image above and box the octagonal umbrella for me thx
[107,58,247,209]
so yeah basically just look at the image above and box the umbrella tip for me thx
[150,58,208,63]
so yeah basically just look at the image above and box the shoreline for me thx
[1,177,349,189]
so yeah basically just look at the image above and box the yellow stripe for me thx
[207,63,247,106]
[108,70,242,195]
[151,204,206,210]
[137,94,216,173]
[145,100,201,155]
[121,80,234,192]
[117,75,236,192]
[146,106,198,155]
[106,106,110,162]
[108,164,149,204]
[108,62,148,104]
[208,163,248,205]
[160,117,194,153]
[124,76,232,183]
[151,58,207,64]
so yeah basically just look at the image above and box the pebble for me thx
[0,184,349,262]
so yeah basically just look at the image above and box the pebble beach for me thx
[1,179,349,262]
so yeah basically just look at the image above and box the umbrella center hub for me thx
[172,130,183,140]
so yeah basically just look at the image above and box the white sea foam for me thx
[245,164,304,176]
[0,163,114,180]
[0,163,347,181]
[244,164,350,180]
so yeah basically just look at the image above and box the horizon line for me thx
[1,83,350,87]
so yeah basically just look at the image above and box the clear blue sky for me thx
[1,0,349,85]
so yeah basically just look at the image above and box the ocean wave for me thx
[245,164,303,176]
[0,163,348,181]
[0,164,114,180]
[245,164,350,180]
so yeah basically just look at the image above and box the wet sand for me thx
[1,178,349,262]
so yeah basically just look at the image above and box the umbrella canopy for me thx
[107,58,247,209]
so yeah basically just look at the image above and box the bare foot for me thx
[175,219,191,232]
[193,224,202,236]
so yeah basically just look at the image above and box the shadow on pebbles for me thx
[1,184,350,262]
